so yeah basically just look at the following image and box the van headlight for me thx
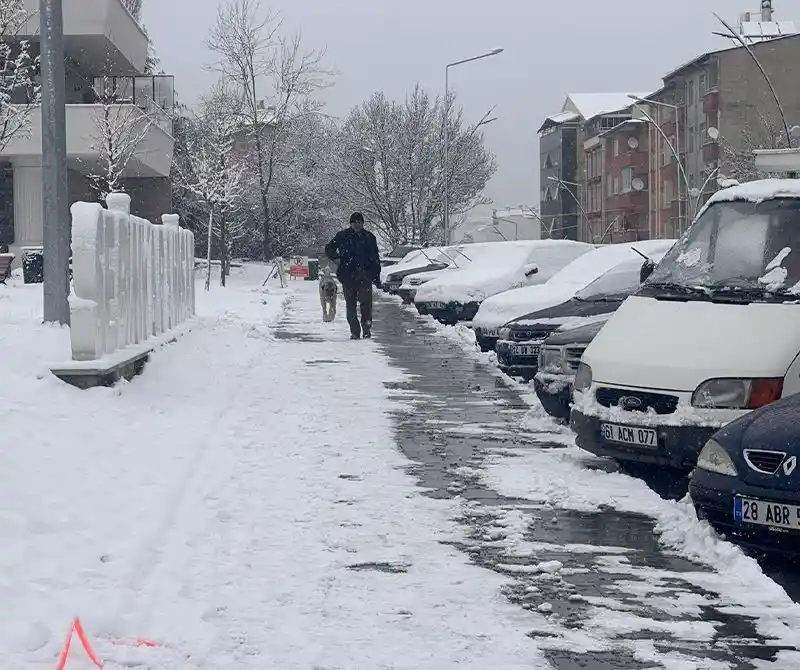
[539,346,566,374]
[696,439,738,476]
[692,378,783,410]
[573,362,592,393]
[498,327,511,340]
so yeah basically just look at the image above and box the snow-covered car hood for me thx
[520,310,620,333]
[473,283,582,330]
[401,268,449,287]
[415,265,526,304]
[582,295,800,391]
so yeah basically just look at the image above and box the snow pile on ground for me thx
[424,297,800,653]
[0,267,545,669]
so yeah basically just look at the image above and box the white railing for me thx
[69,193,195,362]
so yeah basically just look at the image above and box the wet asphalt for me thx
[368,294,800,669]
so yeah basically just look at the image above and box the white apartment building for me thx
[2,0,175,256]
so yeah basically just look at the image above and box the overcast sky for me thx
[143,0,799,215]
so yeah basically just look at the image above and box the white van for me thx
[571,179,800,472]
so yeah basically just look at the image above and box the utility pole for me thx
[40,0,71,324]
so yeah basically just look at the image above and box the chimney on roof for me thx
[762,0,773,22]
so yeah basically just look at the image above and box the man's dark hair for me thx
[349,212,364,224]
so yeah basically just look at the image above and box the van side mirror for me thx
[524,263,539,278]
[640,259,656,284]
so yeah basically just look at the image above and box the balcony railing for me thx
[90,75,175,134]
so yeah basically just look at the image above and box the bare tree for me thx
[172,82,249,289]
[0,0,40,153]
[86,76,155,201]
[338,85,496,247]
[206,0,330,260]
[719,111,789,183]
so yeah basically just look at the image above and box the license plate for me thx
[600,423,658,448]
[734,497,800,531]
[510,343,540,357]
[428,302,447,309]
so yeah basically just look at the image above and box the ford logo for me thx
[619,396,642,410]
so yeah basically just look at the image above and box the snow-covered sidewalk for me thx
[1,267,540,669]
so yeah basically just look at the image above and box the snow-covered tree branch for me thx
[0,0,40,153]
[719,111,789,183]
[337,85,496,247]
[86,76,155,200]
[206,0,332,259]
[172,81,250,289]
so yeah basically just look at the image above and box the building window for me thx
[621,167,635,193]
[688,127,695,153]
[686,80,695,106]
[700,121,708,145]
[613,176,620,195]
[699,73,707,95]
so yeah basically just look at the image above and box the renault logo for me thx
[619,396,642,410]
[784,456,797,476]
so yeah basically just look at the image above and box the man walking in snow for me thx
[325,212,381,339]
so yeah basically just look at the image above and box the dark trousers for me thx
[342,274,373,337]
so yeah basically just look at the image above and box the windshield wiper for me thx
[642,282,709,301]
[705,281,797,303]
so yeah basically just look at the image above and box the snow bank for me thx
[1,268,547,669]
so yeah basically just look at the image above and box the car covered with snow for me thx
[472,240,676,352]
[571,179,800,472]
[689,392,800,554]
[413,240,594,325]
[380,244,422,268]
[495,250,673,380]
[381,247,454,294]
[534,317,610,421]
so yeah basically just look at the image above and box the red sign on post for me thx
[289,255,309,278]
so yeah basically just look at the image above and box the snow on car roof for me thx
[706,179,800,207]
[546,239,676,287]
[471,240,677,328]
[414,240,591,304]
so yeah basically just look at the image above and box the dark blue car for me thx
[690,393,800,554]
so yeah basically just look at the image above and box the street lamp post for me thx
[628,94,686,233]
[40,0,70,324]
[444,48,503,245]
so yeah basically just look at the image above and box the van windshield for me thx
[640,198,800,302]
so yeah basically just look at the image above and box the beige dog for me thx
[319,267,338,322]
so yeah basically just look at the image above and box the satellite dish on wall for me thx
[631,177,645,191]
[628,136,639,150]
[707,127,720,141]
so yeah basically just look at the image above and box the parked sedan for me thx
[414,240,594,326]
[381,248,452,294]
[472,239,676,353]
[534,318,609,421]
[495,255,668,380]
[690,393,800,554]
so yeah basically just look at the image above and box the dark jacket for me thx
[325,228,381,283]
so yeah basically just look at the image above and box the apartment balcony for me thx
[703,90,720,115]
[22,0,148,74]
[2,104,173,178]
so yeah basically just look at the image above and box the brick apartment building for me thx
[538,94,641,241]
[538,3,800,242]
